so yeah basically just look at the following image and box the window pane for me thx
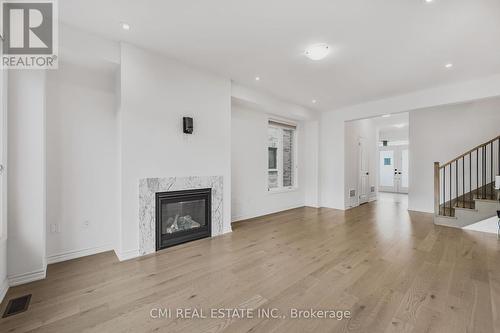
[268,171,278,189]
[282,129,293,187]
[268,126,280,189]
[268,127,280,148]
[268,147,277,169]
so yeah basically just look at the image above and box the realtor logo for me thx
[1,0,58,69]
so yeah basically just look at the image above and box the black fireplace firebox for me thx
[155,188,212,251]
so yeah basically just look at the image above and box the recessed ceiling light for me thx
[394,123,406,128]
[382,114,391,118]
[255,76,260,81]
[305,43,330,61]
[445,63,453,69]
[425,0,434,3]
[121,22,130,30]
[312,99,317,104]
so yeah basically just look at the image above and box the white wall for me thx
[303,120,320,208]
[59,24,120,68]
[409,97,500,213]
[118,43,232,258]
[0,239,6,301]
[45,61,118,262]
[379,128,409,142]
[7,70,47,285]
[319,111,345,209]
[320,74,500,210]
[231,103,317,222]
[344,118,378,208]
[232,84,316,121]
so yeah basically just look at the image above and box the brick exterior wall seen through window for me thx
[282,129,293,187]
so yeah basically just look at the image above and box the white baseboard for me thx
[231,203,305,223]
[46,244,114,264]
[0,277,9,303]
[304,204,320,208]
[8,266,47,286]
[114,248,139,262]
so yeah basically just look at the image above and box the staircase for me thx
[434,135,500,228]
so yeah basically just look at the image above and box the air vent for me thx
[2,294,31,318]
[349,189,356,198]
[371,186,375,193]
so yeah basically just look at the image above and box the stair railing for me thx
[434,135,500,216]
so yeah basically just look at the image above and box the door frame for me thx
[379,145,409,194]
[0,64,6,241]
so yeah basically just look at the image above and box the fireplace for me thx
[155,188,212,251]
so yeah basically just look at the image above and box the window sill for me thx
[268,187,299,195]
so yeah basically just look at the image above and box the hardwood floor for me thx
[1,197,499,332]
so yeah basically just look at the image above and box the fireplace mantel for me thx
[138,176,223,255]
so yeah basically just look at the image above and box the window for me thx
[384,158,392,166]
[268,120,297,191]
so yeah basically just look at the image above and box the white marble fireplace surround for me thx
[139,176,224,255]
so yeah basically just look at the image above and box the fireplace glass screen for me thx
[161,199,206,234]
[156,188,211,250]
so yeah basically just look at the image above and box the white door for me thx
[379,149,395,192]
[379,145,409,193]
[399,148,409,193]
[358,137,370,204]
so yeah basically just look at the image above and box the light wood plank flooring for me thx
[1,197,500,332]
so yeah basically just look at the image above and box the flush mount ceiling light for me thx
[425,0,434,3]
[312,99,317,104]
[121,22,130,30]
[305,43,330,61]
[382,114,391,118]
[394,123,406,128]
[255,76,261,81]
[445,63,453,69]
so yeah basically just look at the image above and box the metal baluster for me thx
[449,163,452,214]
[442,167,445,216]
[483,146,486,199]
[469,152,471,205]
[491,142,494,198]
[476,149,479,200]
[456,161,458,208]
[462,157,465,207]
[481,146,483,199]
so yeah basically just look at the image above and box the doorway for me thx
[379,145,409,193]
[344,112,409,208]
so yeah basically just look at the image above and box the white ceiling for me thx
[59,0,500,111]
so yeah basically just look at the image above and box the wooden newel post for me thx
[434,162,440,216]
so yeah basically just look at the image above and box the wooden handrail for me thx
[439,135,500,169]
